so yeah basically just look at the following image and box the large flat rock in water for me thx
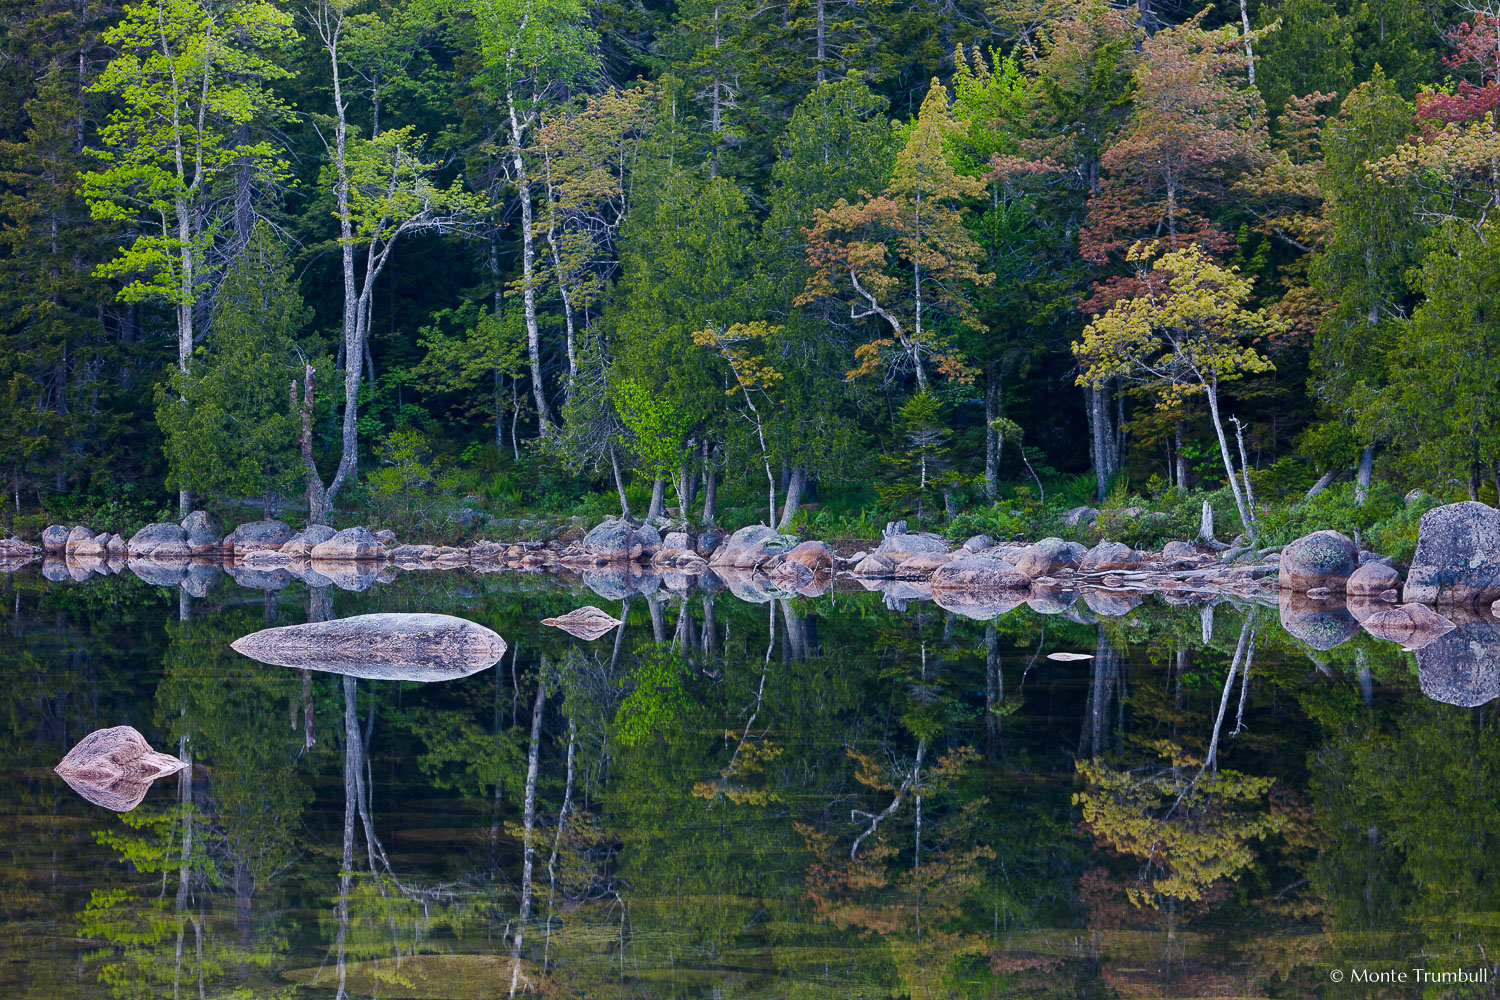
[231,613,506,681]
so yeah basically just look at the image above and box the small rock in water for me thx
[55,725,185,812]
[542,605,624,641]
[231,613,506,681]
[1047,651,1094,662]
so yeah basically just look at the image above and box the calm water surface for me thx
[0,565,1493,998]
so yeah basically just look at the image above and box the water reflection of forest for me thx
[2,568,1497,998]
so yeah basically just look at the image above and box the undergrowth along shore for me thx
[8,475,1441,569]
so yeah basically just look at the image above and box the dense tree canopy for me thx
[1,0,1495,531]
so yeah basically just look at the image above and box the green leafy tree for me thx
[155,224,308,514]
[799,79,991,390]
[1075,243,1280,535]
[83,0,296,513]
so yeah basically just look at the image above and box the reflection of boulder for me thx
[68,556,109,581]
[308,560,381,592]
[1415,623,1500,707]
[181,561,220,598]
[1027,586,1080,615]
[542,605,623,640]
[716,568,791,603]
[1345,596,1389,623]
[933,586,1024,620]
[231,613,506,681]
[1083,588,1143,618]
[1361,603,1456,649]
[583,567,630,600]
[128,557,189,587]
[1277,591,1357,650]
[0,553,39,574]
[55,725,185,812]
[225,565,293,590]
[42,559,69,582]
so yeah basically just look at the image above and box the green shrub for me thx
[1368,491,1443,564]
[1256,482,1401,548]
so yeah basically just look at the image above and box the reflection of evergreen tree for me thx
[1313,698,1500,985]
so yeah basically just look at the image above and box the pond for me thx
[1,564,1495,998]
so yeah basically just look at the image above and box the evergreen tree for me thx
[155,224,309,512]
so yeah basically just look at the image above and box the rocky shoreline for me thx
[2,502,1498,642]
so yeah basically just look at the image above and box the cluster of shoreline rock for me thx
[3,499,1498,626]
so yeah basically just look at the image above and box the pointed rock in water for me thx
[230,613,506,681]
[55,725,185,812]
[542,605,623,641]
[1047,651,1094,662]
[1361,603,1456,649]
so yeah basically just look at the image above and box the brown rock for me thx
[55,725,185,812]
[232,613,506,680]
[542,605,623,640]
[1347,560,1402,597]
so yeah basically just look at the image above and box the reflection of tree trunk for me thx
[544,717,576,969]
[851,739,924,860]
[1082,627,1119,758]
[778,600,808,660]
[511,681,546,997]
[983,625,1000,762]
[647,596,666,645]
[701,593,717,656]
[337,677,356,999]
[173,736,194,997]
[1204,619,1251,773]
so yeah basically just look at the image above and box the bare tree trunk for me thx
[984,368,1001,499]
[646,478,665,521]
[702,461,718,528]
[609,443,631,519]
[1174,420,1187,489]
[777,466,806,531]
[1355,444,1374,504]
[507,87,555,435]
[295,366,328,523]
[1088,386,1115,502]
[1205,385,1253,539]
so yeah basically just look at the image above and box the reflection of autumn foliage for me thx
[794,746,995,998]
[1074,741,1285,909]
[691,735,782,805]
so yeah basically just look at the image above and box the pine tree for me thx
[155,224,309,512]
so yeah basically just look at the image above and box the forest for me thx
[0,0,1494,544]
